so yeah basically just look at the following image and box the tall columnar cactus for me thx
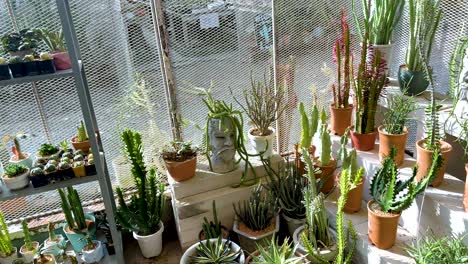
[319,109,332,166]
[333,10,352,109]
[58,187,87,231]
[48,222,56,241]
[0,210,13,257]
[299,102,319,148]
[77,121,88,142]
[22,220,34,251]
[370,147,442,213]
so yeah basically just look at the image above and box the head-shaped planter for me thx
[208,118,236,173]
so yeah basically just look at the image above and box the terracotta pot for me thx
[330,104,353,136]
[367,200,401,250]
[71,136,91,153]
[51,51,71,70]
[340,176,365,213]
[415,139,452,187]
[294,145,316,176]
[350,130,376,151]
[464,164,468,213]
[314,159,336,194]
[164,156,197,182]
[378,125,408,166]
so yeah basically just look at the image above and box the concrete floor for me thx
[124,239,182,264]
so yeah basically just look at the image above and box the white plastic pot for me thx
[292,225,337,262]
[282,213,305,237]
[82,240,105,263]
[2,169,30,190]
[248,127,275,158]
[371,43,394,75]
[9,154,33,169]
[0,247,17,264]
[44,235,66,256]
[133,221,164,258]
[20,241,39,263]
[233,215,279,254]
[180,238,245,264]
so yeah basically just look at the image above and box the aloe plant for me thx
[252,236,304,264]
[191,237,241,264]
[201,201,223,240]
[76,121,89,142]
[299,102,319,149]
[0,210,14,257]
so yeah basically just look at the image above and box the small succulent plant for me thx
[73,161,84,168]
[39,52,52,61]
[62,152,73,159]
[60,157,71,163]
[74,154,84,161]
[44,163,57,173]
[47,160,58,166]
[8,56,22,64]
[88,158,94,165]
[30,167,44,176]
[35,157,47,165]
[75,150,84,156]
[49,154,60,161]
[252,237,303,263]
[4,164,28,177]
[58,162,71,170]
[76,121,89,142]
[0,57,6,65]
[23,55,35,62]
[191,237,241,264]
[38,143,59,157]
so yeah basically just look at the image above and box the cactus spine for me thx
[0,210,13,257]
[77,121,88,142]
[319,109,332,166]
[22,220,34,251]
[58,187,87,231]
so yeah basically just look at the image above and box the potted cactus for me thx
[314,109,336,194]
[34,244,56,264]
[115,130,166,258]
[162,141,197,182]
[43,163,58,183]
[80,235,104,263]
[245,237,306,264]
[7,56,26,78]
[199,201,229,240]
[36,144,60,161]
[43,222,65,257]
[295,101,319,175]
[233,184,279,253]
[58,187,96,252]
[233,72,286,158]
[71,121,90,153]
[0,210,16,264]
[85,152,96,176]
[3,133,33,168]
[2,164,29,190]
[180,237,244,264]
[0,57,11,80]
[57,161,73,180]
[368,147,442,249]
[330,10,353,136]
[30,167,48,188]
[23,55,39,76]
[72,161,85,178]
[37,52,56,74]
[19,220,39,263]
[38,29,71,70]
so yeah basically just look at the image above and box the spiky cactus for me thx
[77,121,88,142]
[370,147,442,213]
[0,210,13,257]
[191,237,240,264]
[299,102,319,149]
[22,220,34,251]
[201,201,223,239]
[318,109,332,166]
[333,10,352,109]
[47,222,56,241]
[58,187,87,231]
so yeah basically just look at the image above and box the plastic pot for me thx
[44,235,66,256]
[415,139,452,187]
[398,65,429,96]
[0,247,17,264]
[24,61,40,76]
[71,136,90,153]
[165,156,197,182]
[51,51,71,70]
[314,159,337,194]
[330,104,353,136]
[45,171,61,183]
[2,169,30,190]
[378,125,408,166]
[292,225,337,261]
[133,221,164,258]
[20,241,39,263]
[464,164,468,213]
[180,238,245,264]
[247,127,275,158]
[82,240,104,263]
[233,215,279,254]
[38,60,56,74]
[30,173,49,188]
[85,163,96,176]
[9,153,33,169]
[282,213,305,237]
[8,63,27,78]
[350,130,377,151]
[367,200,401,249]
[0,65,11,80]
[72,165,86,177]
[63,214,96,252]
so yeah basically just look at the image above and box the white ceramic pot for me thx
[180,238,245,264]
[133,221,164,258]
[248,127,275,158]
[82,240,104,263]
[0,247,17,264]
[20,241,39,263]
[9,154,33,169]
[370,43,394,74]
[44,235,66,256]
[2,169,30,190]
[233,215,279,254]
[282,213,305,237]
[292,225,337,262]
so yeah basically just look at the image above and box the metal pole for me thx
[55,0,124,263]
[271,0,281,153]
[31,82,52,143]
[150,0,183,141]
[4,0,19,32]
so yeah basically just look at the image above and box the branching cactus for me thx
[370,147,442,213]
[47,222,56,242]
[77,121,89,142]
[333,10,352,109]
[299,102,319,149]
[319,109,332,166]
[0,210,13,257]
[58,187,87,231]
[22,220,34,251]
[343,150,364,186]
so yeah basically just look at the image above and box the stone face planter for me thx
[0,247,17,264]
[398,65,429,96]
[180,238,245,264]
[9,153,33,169]
[233,215,280,254]
[82,240,105,263]
[2,169,30,190]
[464,164,468,213]
[20,241,39,263]
[133,221,164,258]
[248,127,275,158]
[367,200,401,250]
[165,156,197,182]
[350,130,377,151]
[282,213,305,237]
[330,104,353,136]
[208,118,236,173]
[63,214,96,253]
[416,139,452,187]
[292,225,337,261]
[314,159,337,194]
[378,125,409,166]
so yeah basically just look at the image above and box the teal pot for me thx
[63,214,96,252]
[398,65,429,95]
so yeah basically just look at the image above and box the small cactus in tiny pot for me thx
[74,154,84,161]
[44,163,57,173]
[35,157,47,165]
[0,57,6,65]
[8,56,22,64]
[47,160,58,166]
[75,150,84,156]
[40,52,53,61]
[58,161,71,170]
[23,55,35,62]
[49,154,60,161]
[73,161,84,167]
[30,167,44,176]
[61,157,71,163]
[62,152,73,159]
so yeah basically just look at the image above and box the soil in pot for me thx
[30,173,48,188]
[71,136,90,153]
[72,165,86,177]
[464,164,468,213]
[398,65,429,96]
[378,125,408,166]
[350,130,377,151]
[314,159,337,194]
[8,62,26,78]
[82,240,104,263]
[282,213,305,237]
[2,169,30,190]
[416,140,452,187]
[330,104,353,136]
[9,153,33,168]
[293,225,337,261]
[0,65,11,80]
[367,200,401,249]
[85,162,96,176]
[35,254,55,264]
[165,156,197,182]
